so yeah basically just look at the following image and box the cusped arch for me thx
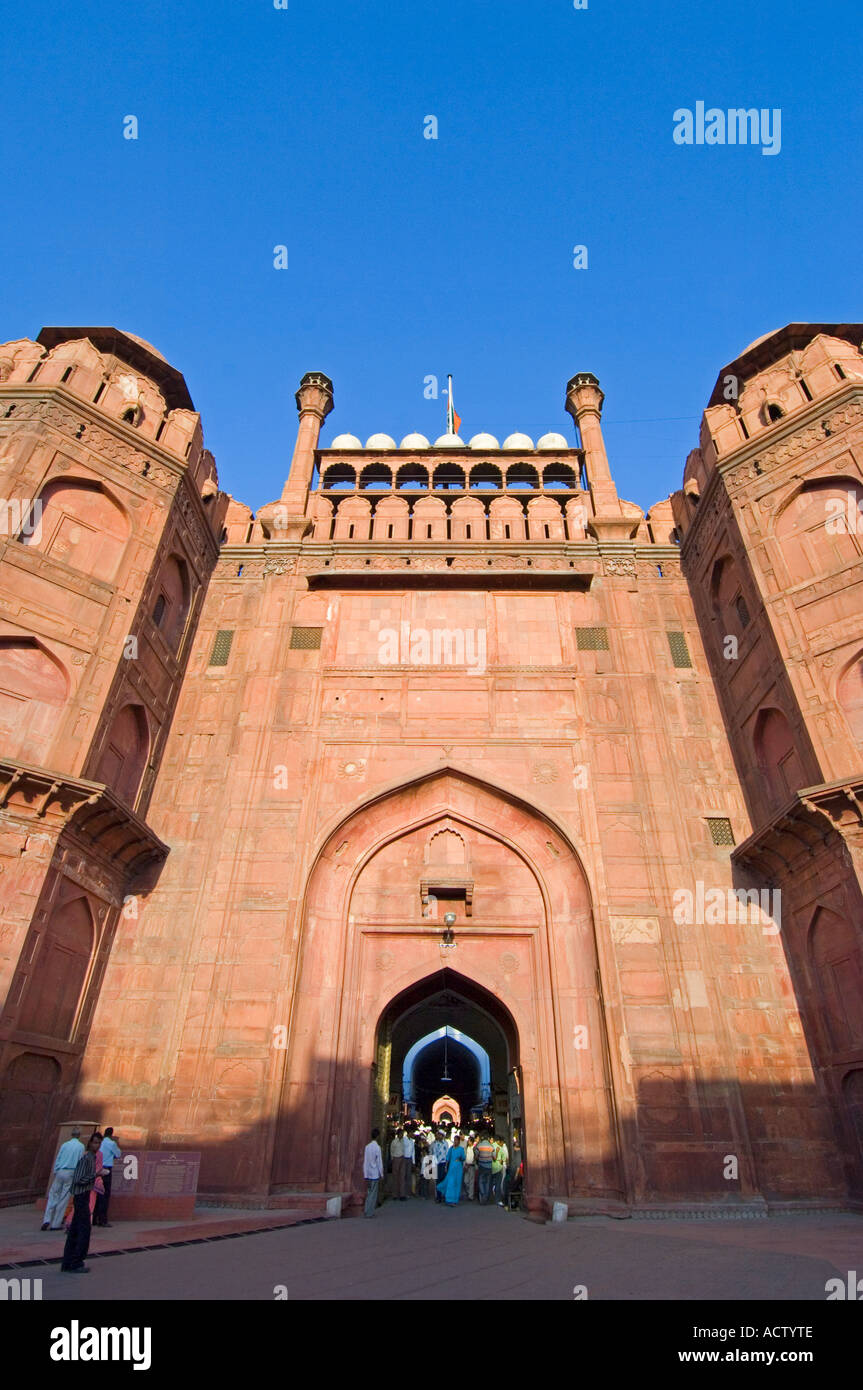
[305,765,595,929]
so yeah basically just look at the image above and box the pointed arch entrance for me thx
[271,767,624,1215]
[373,968,523,1161]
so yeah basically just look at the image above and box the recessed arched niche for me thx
[18,891,95,1040]
[22,477,130,582]
[0,636,67,763]
[94,702,150,807]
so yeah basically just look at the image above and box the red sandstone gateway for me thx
[0,323,862,1219]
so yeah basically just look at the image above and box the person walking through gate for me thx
[401,1126,416,1199]
[420,1143,437,1198]
[432,1130,450,1204]
[390,1127,406,1201]
[492,1135,507,1205]
[436,1133,466,1206]
[475,1130,495,1204]
[462,1132,477,1201]
[60,1132,101,1272]
[42,1128,84,1230]
[93,1127,121,1226]
[363,1128,384,1218]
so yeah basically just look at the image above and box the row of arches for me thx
[309,493,591,543]
[319,460,582,492]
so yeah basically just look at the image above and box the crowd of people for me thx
[41,1125,122,1273]
[362,1120,522,1217]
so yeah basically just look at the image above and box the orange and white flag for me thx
[446,375,462,436]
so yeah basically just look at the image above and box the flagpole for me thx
[447,374,453,435]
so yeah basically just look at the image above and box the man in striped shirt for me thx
[60,1132,101,1273]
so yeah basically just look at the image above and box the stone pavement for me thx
[0,1201,322,1268]
[6,1199,861,1301]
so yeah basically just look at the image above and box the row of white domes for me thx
[328,431,570,451]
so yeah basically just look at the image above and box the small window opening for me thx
[543,523,550,538]
[465,524,471,539]
[155,420,165,441]
[387,524,394,538]
[426,524,433,539]
[61,366,74,383]
[739,416,749,439]
[93,383,105,403]
[504,524,511,539]
[122,407,137,425]
[834,363,847,380]
[152,594,167,627]
[348,524,355,539]
[799,377,812,402]
[767,403,784,423]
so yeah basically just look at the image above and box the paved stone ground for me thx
[0,1202,316,1265]
[15,1199,863,1301]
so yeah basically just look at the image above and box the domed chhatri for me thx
[537,432,570,450]
[433,432,465,447]
[503,432,535,450]
[399,432,430,449]
[365,433,396,449]
[468,433,500,449]
[330,433,363,449]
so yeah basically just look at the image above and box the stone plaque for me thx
[120,1150,200,1198]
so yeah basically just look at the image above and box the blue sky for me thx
[3,0,860,513]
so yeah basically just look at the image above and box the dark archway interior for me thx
[384,971,517,1132]
[411,1036,480,1121]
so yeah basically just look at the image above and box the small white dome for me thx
[433,433,465,447]
[400,432,430,449]
[365,433,396,449]
[537,432,569,450]
[503,432,535,450]
[469,432,500,449]
[330,433,362,449]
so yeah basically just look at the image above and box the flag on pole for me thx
[446,375,462,436]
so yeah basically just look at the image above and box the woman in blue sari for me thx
[437,1133,466,1206]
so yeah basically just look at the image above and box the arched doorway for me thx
[271,768,623,1215]
[432,1097,460,1126]
[372,969,524,1174]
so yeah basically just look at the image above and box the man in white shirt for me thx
[363,1128,384,1217]
[93,1127,122,1226]
[42,1127,85,1230]
[401,1128,416,1199]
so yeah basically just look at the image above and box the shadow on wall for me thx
[3,1058,861,1214]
